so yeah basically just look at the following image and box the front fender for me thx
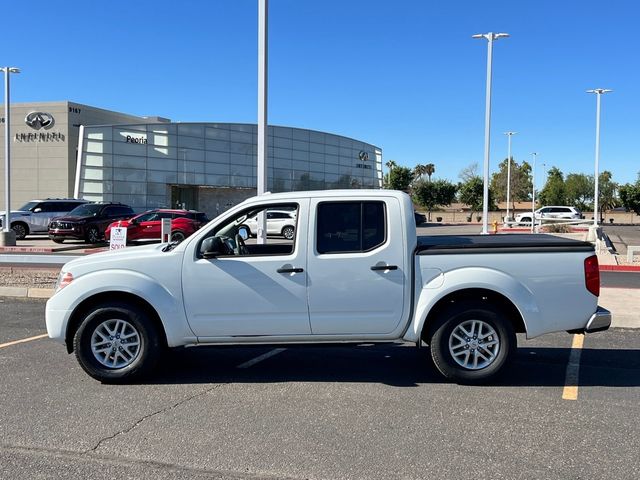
[45,269,195,347]
[404,266,540,342]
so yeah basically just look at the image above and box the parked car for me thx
[46,189,610,384]
[515,206,582,225]
[241,209,297,240]
[0,198,87,240]
[104,209,210,243]
[48,202,134,244]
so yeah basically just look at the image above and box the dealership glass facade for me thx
[76,123,382,212]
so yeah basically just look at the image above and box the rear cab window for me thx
[316,201,386,254]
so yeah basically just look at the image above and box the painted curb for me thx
[600,265,640,272]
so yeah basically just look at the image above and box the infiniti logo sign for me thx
[25,111,55,130]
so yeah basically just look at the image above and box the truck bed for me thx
[416,234,594,255]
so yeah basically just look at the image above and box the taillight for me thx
[584,255,600,297]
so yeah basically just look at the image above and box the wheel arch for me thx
[11,220,30,235]
[65,291,168,354]
[420,288,526,344]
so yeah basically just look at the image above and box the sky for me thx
[3,0,639,187]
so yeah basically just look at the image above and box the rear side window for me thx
[316,201,386,254]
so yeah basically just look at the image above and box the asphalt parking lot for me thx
[1,297,639,479]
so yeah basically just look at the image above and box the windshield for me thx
[68,204,102,216]
[18,201,40,212]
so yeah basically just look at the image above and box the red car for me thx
[105,209,209,243]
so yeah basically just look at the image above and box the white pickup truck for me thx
[46,189,611,384]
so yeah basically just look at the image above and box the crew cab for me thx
[45,190,611,384]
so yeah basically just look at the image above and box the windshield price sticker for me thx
[110,227,127,250]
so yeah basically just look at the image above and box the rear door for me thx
[306,197,406,335]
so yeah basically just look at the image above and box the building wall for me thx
[0,101,158,208]
[77,122,382,217]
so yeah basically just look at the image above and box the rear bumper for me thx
[568,306,612,334]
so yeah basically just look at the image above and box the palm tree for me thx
[384,160,397,189]
[413,164,427,181]
[425,163,435,182]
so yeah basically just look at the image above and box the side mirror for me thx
[238,225,249,241]
[33,208,42,213]
[129,217,138,225]
[200,236,225,259]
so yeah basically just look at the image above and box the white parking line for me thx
[562,334,584,400]
[0,333,48,349]
[237,348,286,369]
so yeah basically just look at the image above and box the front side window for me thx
[316,201,386,254]
[199,203,299,258]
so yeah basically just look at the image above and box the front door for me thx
[182,200,311,338]
[306,198,407,335]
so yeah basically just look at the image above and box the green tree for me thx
[387,166,414,192]
[619,173,640,213]
[490,158,533,209]
[538,167,566,206]
[458,175,495,219]
[565,173,593,211]
[597,170,618,221]
[412,178,457,221]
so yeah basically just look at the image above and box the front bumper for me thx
[49,229,84,241]
[568,306,612,334]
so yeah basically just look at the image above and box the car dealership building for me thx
[0,101,382,216]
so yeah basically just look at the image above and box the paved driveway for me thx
[1,298,639,479]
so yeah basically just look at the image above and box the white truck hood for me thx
[60,242,175,273]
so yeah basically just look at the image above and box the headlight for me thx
[55,271,74,292]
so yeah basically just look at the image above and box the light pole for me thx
[504,131,517,222]
[256,0,268,244]
[473,32,509,234]
[1,67,20,247]
[587,88,612,227]
[530,152,538,233]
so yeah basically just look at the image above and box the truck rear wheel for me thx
[73,302,161,383]
[428,302,516,384]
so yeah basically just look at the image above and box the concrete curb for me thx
[0,287,55,298]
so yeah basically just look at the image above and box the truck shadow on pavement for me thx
[146,343,640,388]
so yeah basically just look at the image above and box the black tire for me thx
[85,226,100,244]
[170,230,186,242]
[11,222,28,240]
[282,225,295,240]
[52,238,64,244]
[73,302,161,383]
[427,302,516,384]
[519,217,531,226]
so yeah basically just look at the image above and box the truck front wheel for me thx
[428,302,516,384]
[73,303,161,383]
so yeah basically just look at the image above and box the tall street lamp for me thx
[473,32,509,234]
[530,152,538,233]
[1,67,20,247]
[256,0,269,244]
[504,131,517,222]
[587,88,612,228]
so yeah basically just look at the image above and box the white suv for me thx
[241,210,297,240]
[0,199,87,239]
[515,206,582,225]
